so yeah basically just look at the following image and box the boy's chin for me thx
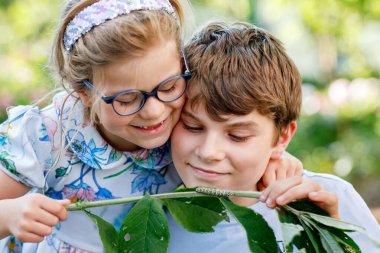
[184,182,222,189]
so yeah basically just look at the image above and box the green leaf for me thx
[163,196,228,232]
[118,195,169,253]
[299,218,325,253]
[315,226,345,253]
[84,210,118,253]
[278,206,318,253]
[307,212,380,248]
[281,202,364,253]
[306,212,366,232]
[283,201,345,252]
[220,198,277,253]
[287,200,328,216]
[327,227,361,253]
[281,223,304,249]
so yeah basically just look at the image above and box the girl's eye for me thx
[160,84,176,93]
[159,78,180,93]
[118,101,130,106]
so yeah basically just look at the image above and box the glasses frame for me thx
[83,51,191,116]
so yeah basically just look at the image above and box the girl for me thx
[0,1,302,252]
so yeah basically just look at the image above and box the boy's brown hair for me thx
[184,22,302,139]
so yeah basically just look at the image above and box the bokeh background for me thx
[1,0,379,221]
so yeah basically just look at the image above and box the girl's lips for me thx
[133,119,167,132]
[136,121,164,130]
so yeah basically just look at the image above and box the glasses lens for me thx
[157,76,187,102]
[113,92,144,115]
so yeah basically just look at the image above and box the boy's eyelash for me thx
[182,122,202,131]
[229,135,249,142]
[182,120,251,142]
[182,122,251,141]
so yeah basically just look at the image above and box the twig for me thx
[66,187,262,211]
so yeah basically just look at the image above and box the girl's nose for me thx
[138,97,166,120]
[195,132,225,162]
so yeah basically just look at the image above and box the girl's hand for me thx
[258,152,303,191]
[5,193,70,242]
[259,176,339,219]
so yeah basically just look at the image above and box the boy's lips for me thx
[189,164,229,180]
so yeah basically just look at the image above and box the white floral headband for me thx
[63,0,176,54]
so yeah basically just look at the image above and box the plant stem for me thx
[226,190,262,198]
[195,187,262,198]
[66,191,207,211]
[66,187,262,211]
[281,204,301,215]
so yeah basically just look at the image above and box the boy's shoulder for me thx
[302,170,354,192]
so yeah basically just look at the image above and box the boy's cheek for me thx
[171,123,185,150]
[171,124,190,174]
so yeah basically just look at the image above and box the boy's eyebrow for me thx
[228,121,259,128]
[181,109,198,119]
[182,109,259,128]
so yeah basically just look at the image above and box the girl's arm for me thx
[0,170,70,242]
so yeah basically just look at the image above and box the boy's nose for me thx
[195,133,225,162]
[138,97,165,119]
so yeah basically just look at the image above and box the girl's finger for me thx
[275,165,287,181]
[16,232,45,243]
[261,163,277,188]
[35,210,60,227]
[275,180,321,206]
[15,220,53,239]
[309,191,339,219]
[285,164,296,178]
[261,176,302,208]
[40,198,69,221]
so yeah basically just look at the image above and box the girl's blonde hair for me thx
[50,0,189,121]
[43,0,190,186]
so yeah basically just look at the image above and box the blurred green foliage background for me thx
[0,0,379,209]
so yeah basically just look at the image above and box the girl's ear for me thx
[77,90,92,107]
[270,121,297,159]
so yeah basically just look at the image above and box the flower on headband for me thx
[63,0,176,54]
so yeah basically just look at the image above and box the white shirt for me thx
[167,170,380,253]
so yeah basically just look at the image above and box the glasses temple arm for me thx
[83,80,103,97]
[181,49,191,75]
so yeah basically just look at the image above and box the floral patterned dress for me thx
[0,92,182,253]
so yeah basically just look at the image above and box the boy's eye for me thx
[182,122,203,132]
[229,134,250,142]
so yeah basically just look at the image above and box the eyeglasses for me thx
[83,54,191,116]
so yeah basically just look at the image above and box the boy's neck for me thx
[230,196,259,207]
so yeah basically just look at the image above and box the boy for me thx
[168,22,380,252]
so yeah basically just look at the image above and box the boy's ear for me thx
[271,121,297,159]
[77,90,92,107]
